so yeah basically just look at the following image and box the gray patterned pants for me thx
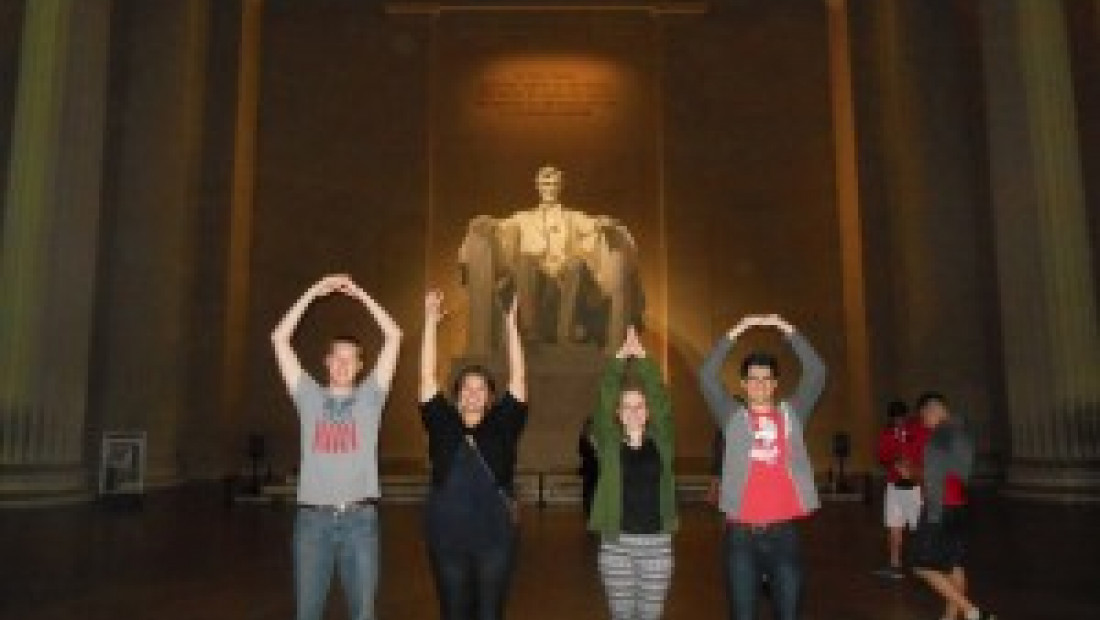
[598,533,674,620]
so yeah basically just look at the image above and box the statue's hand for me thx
[600,222,635,252]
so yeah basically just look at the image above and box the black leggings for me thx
[428,532,517,620]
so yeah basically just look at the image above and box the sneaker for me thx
[872,566,906,580]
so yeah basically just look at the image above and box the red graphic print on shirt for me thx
[749,412,781,465]
[312,395,359,454]
[737,408,806,524]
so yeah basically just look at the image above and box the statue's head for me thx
[535,165,562,204]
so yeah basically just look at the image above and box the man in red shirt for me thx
[874,400,927,579]
[700,314,828,620]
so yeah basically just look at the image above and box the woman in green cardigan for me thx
[588,326,678,620]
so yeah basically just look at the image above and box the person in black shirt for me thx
[419,290,527,620]
[579,416,599,520]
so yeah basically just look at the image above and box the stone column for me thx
[218,0,263,479]
[0,0,112,505]
[826,0,876,472]
[982,0,1100,500]
[854,0,1003,476]
[93,1,210,488]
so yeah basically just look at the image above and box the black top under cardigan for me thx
[620,438,662,534]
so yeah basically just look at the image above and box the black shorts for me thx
[905,506,968,572]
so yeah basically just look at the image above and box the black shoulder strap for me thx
[463,434,518,510]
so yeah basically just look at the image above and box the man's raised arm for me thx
[345,279,403,393]
[768,315,827,420]
[700,317,755,428]
[270,276,340,392]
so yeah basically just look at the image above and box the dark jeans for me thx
[428,530,517,620]
[724,521,803,620]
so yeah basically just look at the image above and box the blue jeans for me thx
[294,505,380,620]
[427,529,517,620]
[724,521,803,620]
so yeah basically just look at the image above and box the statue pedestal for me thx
[451,344,607,472]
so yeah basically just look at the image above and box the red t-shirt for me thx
[734,408,806,524]
[944,473,966,506]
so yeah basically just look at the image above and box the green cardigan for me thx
[587,356,678,536]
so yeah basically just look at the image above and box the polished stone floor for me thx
[1,487,1097,620]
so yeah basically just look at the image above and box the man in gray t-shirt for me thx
[271,274,402,620]
[293,373,384,506]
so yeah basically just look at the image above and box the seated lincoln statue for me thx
[459,166,644,356]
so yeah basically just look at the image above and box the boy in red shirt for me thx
[874,400,928,578]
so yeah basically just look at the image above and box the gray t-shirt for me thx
[293,373,386,505]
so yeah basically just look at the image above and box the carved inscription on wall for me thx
[466,57,626,127]
[475,69,619,117]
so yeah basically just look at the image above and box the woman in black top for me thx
[419,290,527,620]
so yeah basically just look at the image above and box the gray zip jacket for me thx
[922,418,974,523]
[699,331,828,518]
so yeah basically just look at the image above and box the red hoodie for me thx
[876,418,928,484]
